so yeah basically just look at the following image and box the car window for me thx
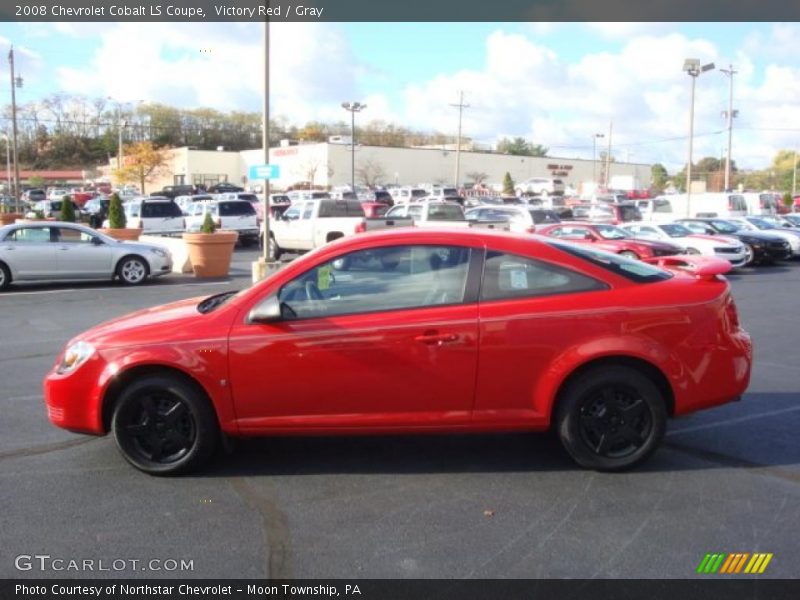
[283,206,301,221]
[6,227,53,243]
[219,202,256,217]
[142,203,181,218]
[277,245,472,320]
[481,251,606,301]
[548,240,673,284]
[385,206,406,218]
[302,203,315,219]
[318,199,366,217]
[427,204,464,221]
[549,225,591,239]
[408,205,424,218]
[55,228,95,243]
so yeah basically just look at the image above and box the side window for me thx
[56,228,94,243]
[302,203,315,219]
[385,205,405,218]
[6,227,52,243]
[481,251,606,301]
[277,245,472,320]
[283,206,301,221]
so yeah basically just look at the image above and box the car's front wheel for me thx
[743,244,755,266]
[0,261,11,291]
[111,375,219,475]
[117,256,149,285]
[556,366,667,471]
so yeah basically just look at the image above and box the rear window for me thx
[427,205,465,221]
[318,199,366,217]
[653,199,672,213]
[618,205,642,221]
[547,239,672,284]
[375,191,392,201]
[411,189,427,198]
[529,210,560,224]
[219,202,256,216]
[142,201,182,218]
[728,195,747,212]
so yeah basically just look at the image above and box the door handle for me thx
[414,331,460,345]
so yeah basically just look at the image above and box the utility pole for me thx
[8,46,21,212]
[450,91,469,188]
[591,133,604,185]
[720,64,738,192]
[262,19,271,264]
[793,148,797,197]
[341,102,366,192]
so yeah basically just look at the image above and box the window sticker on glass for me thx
[510,269,528,289]
[318,264,332,290]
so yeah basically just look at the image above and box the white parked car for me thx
[46,188,69,201]
[0,221,172,289]
[185,199,259,245]
[104,197,185,234]
[465,206,561,233]
[515,177,565,197]
[622,222,747,267]
[175,194,214,215]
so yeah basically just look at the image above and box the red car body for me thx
[537,222,684,259]
[361,202,390,218]
[44,228,751,474]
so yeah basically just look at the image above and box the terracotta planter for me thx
[98,228,142,241]
[0,213,23,225]
[183,231,239,278]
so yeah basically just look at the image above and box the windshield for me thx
[660,223,692,237]
[594,224,629,240]
[747,218,771,230]
[709,220,740,234]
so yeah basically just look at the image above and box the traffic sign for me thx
[248,164,280,180]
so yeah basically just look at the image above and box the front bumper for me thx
[44,354,109,435]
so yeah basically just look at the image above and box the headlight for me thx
[57,341,95,375]
[150,248,168,258]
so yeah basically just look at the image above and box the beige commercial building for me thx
[115,142,652,193]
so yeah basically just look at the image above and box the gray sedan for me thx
[0,221,172,290]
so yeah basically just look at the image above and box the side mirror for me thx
[247,295,282,324]
[91,236,104,246]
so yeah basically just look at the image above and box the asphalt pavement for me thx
[1,248,798,579]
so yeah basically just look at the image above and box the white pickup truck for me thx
[266,198,365,259]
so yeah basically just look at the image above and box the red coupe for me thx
[538,222,685,259]
[44,228,751,475]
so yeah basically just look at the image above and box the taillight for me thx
[355,220,366,234]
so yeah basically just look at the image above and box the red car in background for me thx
[361,202,390,218]
[44,228,750,475]
[537,222,685,259]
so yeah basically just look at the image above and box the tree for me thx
[496,137,548,157]
[651,164,668,193]
[502,172,515,196]
[200,211,216,234]
[466,171,489,185]
[113,141,168,194]
[356,159,387,188]
[60,195,76,222]
[107,192,126,229]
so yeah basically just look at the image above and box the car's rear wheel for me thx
[0,262,10,291]
[556,366,667,471]
[117,256,148,285]
[112,375,218,476]
[619,250,639,260]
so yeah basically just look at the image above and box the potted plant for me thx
[98,193,141,241]
[182,212,238,278]
[60,195,76,222]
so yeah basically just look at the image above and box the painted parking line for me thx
[668,404,800,436]
[2,280,237,297]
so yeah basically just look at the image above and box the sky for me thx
[1,21,799,172]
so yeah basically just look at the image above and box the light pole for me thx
[683,58,715,217]
[450,91,469,188]
[720,65,738,192]
[341,101,366,191]
[8,46,22,212]
[2,133,10,196]
[107,97,127,172]
[592,133,604,184]
[793,149,797,197]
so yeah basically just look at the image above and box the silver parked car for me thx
[0,222,172,290]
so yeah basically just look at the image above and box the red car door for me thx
[227,244,480,432]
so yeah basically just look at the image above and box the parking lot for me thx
[1,246,798,579]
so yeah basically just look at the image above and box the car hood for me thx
[623,238,682,251]
[75,297,207,348]
[732,230,786,242]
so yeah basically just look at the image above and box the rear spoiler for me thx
[642,255,732,280]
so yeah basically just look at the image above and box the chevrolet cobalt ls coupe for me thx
[45,228,752,475]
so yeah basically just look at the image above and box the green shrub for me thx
[34,210,45,220]
[60,195,76,222]
[108,193,126,229]
[200,211,217,234]
[502,172,515,196]
[783,192,794,209]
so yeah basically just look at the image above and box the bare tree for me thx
[466,170,489,185]
[356,158,387,188]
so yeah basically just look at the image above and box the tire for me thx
[619,250,639,260]
[743,244,755,266]
[268,235,282,261]
[556,365,667,471]
[111,375,219,476]
[116,255,149,285]
[0,262,10,291]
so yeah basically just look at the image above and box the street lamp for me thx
[592,133,605,184]
[1,133,10,197]
[107,97,127,171]
[683,58,715,216]
[341,101,366,191]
